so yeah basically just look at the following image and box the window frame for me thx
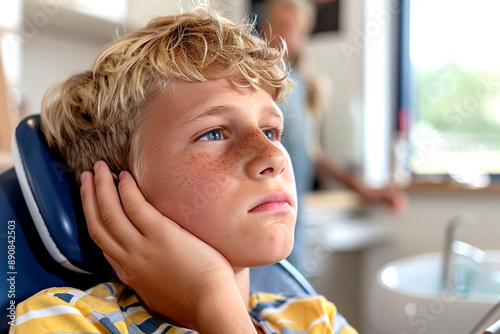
[396,0,500,187]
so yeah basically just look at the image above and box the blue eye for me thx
[200,129,223,141]
[263,130,275,141]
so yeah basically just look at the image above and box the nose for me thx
[243,129,287,179]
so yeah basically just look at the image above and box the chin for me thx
[230,236,294,268]
[256,247,293,267]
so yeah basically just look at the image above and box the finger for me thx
[80,170,124,259]
[117,170,176,238]
[93,161,142,245]
[103,252,137,286]
[396,193,408,213]
[389,192,406,214]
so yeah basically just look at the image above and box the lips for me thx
[249,192,292,213]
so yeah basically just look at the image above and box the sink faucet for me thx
[442,213,500,334]
[470,304,500,334]
[442,212,475,293]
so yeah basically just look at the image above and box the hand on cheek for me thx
[80,161,254,332]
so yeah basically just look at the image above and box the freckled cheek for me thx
[161,153,238,225]
[180,152,233,190]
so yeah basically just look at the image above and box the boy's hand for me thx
[80,161,255,333]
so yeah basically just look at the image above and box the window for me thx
[399,0,500,187]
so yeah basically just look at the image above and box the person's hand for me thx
[360,187,408,214]
[80,161,256,333]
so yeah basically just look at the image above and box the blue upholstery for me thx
[0,115,316,333]
[11,115,109,274]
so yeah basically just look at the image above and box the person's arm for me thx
[80,161,256,334]
[315,150,407,213]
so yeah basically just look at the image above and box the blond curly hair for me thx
[41,5,293,183]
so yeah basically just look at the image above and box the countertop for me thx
[302,190,395,252]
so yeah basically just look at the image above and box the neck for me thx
[139,267,252,329]
[233,266,250,308]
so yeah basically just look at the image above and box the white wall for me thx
[304,0,366,177]
[127,0,249,28]
[303,0,400,188]
[20,0,250,117]
[21,28,106,116]
[388,191,500,259]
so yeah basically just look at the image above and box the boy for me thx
[10,4,357,334]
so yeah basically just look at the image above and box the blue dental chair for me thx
[0,115,316,333]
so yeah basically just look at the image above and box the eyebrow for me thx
[182,104,283,126]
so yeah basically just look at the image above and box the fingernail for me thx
[80,172,87,184]
[119,171,126,180]
[94,162,100,173]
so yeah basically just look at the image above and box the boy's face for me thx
[139,78,297,268]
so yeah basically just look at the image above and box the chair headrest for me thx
[12,115,109,274]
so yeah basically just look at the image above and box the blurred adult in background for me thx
[259,0,407,273]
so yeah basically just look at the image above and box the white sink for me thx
[368,251,500,334]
